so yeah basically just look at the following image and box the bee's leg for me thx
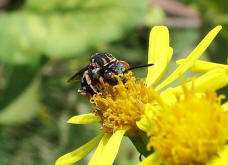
[84,70,98,94]
[98,76,105,89]
[78,87,92,98]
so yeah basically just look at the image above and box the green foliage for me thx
[0,74,40,125]
[144,6,165,27]
[0,65,42,125]
[0,14,45,65]
[0,0,146,65]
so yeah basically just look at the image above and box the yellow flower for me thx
[55,25,227,165]
[138,81,228,165]
[137,26,228,165]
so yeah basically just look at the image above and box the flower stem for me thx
[128,130,153,157]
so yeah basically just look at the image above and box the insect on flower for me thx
[68,52,153,98]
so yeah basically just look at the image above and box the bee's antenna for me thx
[127,63,154,71]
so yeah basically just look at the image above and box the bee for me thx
[68,53,153,98]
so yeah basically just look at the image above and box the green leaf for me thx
[0,76,41,125]
[0,13,46,65]
[0,0,146,65]
[0,65,40,109]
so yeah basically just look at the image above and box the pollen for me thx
[147,83,228,165]
[90,72,155,134]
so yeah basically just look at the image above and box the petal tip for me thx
[213,25,222,33]
[151,25,168,32]
[216,25,222,29]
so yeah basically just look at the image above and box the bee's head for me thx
[90,53,116,68]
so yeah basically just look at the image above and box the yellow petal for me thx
[55,133,104,165]
[136,104,153,132]
[177,59,228,73]
[99,129,126,165]
[137,104,157,133]
[67,113,101,124]
[160,88,177,105]
[138,153,161,165]
[136,114,151,134]
[171,68,228,94]
[88,133,111,165]
[167,47,174,64]
[146,26,172,87]
[222,102,228,112]
[207,145,228,165]
[155,25,222,91]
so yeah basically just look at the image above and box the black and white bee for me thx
[68,53,153,98]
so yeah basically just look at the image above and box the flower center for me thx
[90,72,155,134]
[147,85,228,165]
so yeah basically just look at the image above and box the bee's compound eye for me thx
[105,72,113,79]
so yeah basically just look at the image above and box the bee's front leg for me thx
[84,70,98,94]
[77,86,93,99]
[98,76,106,89]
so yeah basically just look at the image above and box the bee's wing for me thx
[67,65,89,83]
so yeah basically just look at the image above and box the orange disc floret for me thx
[91,72,155,134]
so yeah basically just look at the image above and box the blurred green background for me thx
[0,0,227,164]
